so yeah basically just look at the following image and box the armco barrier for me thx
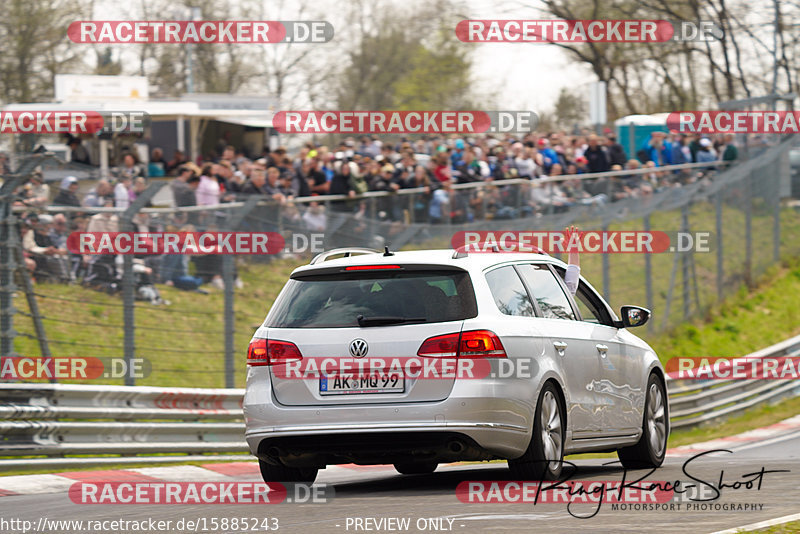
[0,384,248,470]
[1,334,800,470]
[667,334,800,429]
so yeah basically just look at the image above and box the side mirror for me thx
[619,305,650,328]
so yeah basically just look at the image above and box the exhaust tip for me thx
[448,440,465,454]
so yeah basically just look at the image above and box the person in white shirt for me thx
[563,225,580,295]
[114,176,131,209]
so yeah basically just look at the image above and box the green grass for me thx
[8,202,800,388]
[643,257,800,365]
[750,521,800,533]
[11,257,302,388]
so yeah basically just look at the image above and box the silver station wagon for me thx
[244,247,668,483]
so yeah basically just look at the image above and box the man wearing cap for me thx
[53,176,81,207]
[696,137,717,168]
[67,137,91,165]
[605,134,628,167]
[450,139,466,168]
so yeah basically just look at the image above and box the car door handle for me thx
[553,341,567,356]
[596,344,609,357]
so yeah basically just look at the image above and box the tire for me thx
[617,374,668,469]
[258,459,318,483]
[508,382,565,480]
[394,461,438,475]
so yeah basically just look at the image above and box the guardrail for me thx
[1,334,800,471]
[667,334,800,429]
[0,384,248,471]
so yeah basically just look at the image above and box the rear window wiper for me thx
[356,315,427,327]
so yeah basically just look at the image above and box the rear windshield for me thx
[266,270,478,328]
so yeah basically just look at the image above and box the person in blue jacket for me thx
[639,132,672,166]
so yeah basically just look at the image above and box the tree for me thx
[0,0,89,103]
[335,0,480,111]
[552,88,586,129]
[94,48,123,76]
[535,0,798,117]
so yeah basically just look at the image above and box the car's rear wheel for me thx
[393,461,438,475]
[508,382,564,480]
[258,459,318,483]
[617,374,668,469]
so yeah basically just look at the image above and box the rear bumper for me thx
[243,367,535,465]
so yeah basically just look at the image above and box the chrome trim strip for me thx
[246,421,527,436]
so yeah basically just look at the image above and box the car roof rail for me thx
[452,242,549,259]
[309,247,381,265]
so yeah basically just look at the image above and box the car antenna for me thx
[383,246,394,257]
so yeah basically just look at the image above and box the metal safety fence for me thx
[1,137,799,388]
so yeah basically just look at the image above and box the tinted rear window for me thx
[267,270,477,328]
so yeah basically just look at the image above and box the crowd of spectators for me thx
[6,128,738,293]
[144,128,735,224]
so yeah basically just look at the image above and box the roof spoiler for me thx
[309,247,381,265]
[452,242,549,259]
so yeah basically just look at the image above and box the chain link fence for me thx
[1,137,798,388]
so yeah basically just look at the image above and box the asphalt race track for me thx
[3,431,799,534]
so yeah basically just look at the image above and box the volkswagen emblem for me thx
[349,339,369,358]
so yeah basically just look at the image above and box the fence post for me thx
[222,256,235,388]
[715,191,724,302]
[773,158,781,263]
[13,243,52,372]
[643,214,653,332]
[745,171,753,287]
[119,183,162,386]
[602,223,610,303]
[223,197,261,388]
[0,176,25,358]
[681,205,691,319]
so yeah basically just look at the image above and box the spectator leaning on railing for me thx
[53,176,81,208]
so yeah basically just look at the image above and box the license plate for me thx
[320,373,404,395]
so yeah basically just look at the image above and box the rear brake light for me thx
[247,339,303,366]
[344,265,402,270]
[417,330,506,359]
[417,332,460,357]
[459,330,506,357]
